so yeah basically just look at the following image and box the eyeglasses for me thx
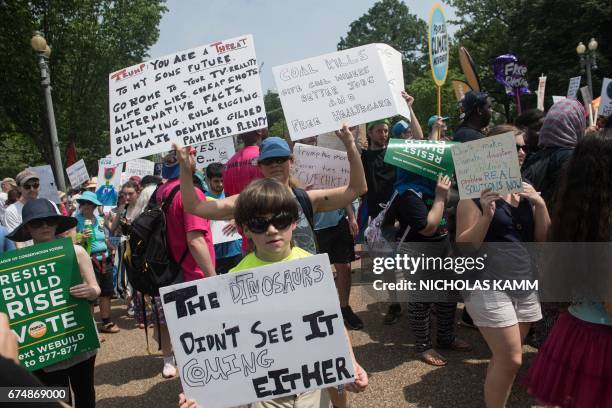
[28,218,58,228]
[246,212,295,234]
[259,157,289,166]
[23,182,40,190]
[516,144,526,152]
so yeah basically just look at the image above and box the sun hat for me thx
[7,198,77,242]
[76,191,103,206]
[84,177,97,189]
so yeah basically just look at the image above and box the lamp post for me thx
[31,31,66,192]
[576,38,598,97]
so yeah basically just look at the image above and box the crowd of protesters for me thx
[0,89,610,408]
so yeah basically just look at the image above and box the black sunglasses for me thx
[23,182,40,190]
[28,218,58,228]
[247,212,295,234]
[259,157,289,166]
[516,144,526,152]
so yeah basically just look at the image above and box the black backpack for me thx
[292,187,314,228]
[124,185,188,296]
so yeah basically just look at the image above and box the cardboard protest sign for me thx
[452,80,472,102]
[66,159,90,189]
[537,76,547,111]
[384,139,456,182]
[451,132,522,200]
[210,220,242,245]
[96,158,122,206]
[27,165,60,203]
[292,144,349,189]
[272,44,409,141]
[0,238,100,371]
[109,34,266,163]
[566,76,581,99]
[194,137,236,168]
[121,158,155,186]
[428,3,449,86]
[160,254,354,408]
[598,78,612,118]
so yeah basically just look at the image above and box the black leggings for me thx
[34,355,96,408]
[407,302,457,353]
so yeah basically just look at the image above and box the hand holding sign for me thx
[435,174,452,201]
[334,124,355,146]
[480,189,500,220]
[0,313,19,364]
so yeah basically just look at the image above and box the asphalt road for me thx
[94,285,539,408]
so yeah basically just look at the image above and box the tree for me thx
[0,0,167,180]
[338,0,428,84]
[445,0,612,121]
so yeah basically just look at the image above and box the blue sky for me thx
[148,0,457,92]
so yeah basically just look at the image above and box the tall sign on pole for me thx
[428,3,449,117]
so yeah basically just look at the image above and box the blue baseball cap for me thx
[391,120,410,137]
[258,137,291,161]
[427,115,449,129]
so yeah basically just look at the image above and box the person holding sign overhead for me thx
[7,198,100,408]
[455,126,551,408]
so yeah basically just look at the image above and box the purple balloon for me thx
[493,54,530,96]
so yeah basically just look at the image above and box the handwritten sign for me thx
[537,76,547,111]
[27,165,60,203]
[598,78,612,118]
[66,159,90,189]
[160,254,354,408]
[384,139,456,182]
[451,132,522,199]
[0,239,100,371]
[211,220,242,245]
[566,76,581,99]
[96,158,122,206]
[428,3,449,86]
[272,44,409,141]
[109,34,266,163]
[194,137,236,168]
[124,158,155,180]
[292,144,349,189]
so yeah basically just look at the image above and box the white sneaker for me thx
[162,362,177,378]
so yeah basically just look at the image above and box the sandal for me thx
[438,338,472,352]
[100,322,120,333]
[419,349,447,366]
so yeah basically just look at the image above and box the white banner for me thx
[96,158,122,206]
[27,165,60,203]
[537,76,546,111]
[451,132,522,200]
[566,76,581,99]
[65,159,90,189]
[293,144,349,189]
[109,34,266,163]
[598,78,612,118]
[210,220,242,245]
[273,43,409,141]
[160,254,354,408]
[124,158,155,180]
[194,137,236,168]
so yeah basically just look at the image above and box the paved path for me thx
[94,285,539,407]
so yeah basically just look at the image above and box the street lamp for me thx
[576,38,598,97]
[31,31,66,192]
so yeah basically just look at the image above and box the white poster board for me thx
[96,158,122,206]
[27,165,60,203]
[109,34,266,163]
[451,132,522,200]
[293,144,349,189]
[194,137,236,168]
[273,43,409,141]
[124,158,155,180]
[66,159,90,189]
[159,254,354,408]
[566,76,581,99]
[598,78,612,118]
[537,76,546,111]
[210,220,242,245]
[552,95,566,104]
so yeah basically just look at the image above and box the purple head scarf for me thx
[539,98,586,147]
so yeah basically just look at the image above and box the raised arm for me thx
[401,91,423,140]
[173,143,237,220]
[308,125,367,213]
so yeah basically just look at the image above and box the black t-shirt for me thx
[0,356,62,408]
[453,125,484,143]
[389,191,448,242]
[361,149,396,218]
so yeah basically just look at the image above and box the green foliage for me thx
[0,131,44,178]
[0,0,167,179]
[337,0,428,84]
[445,0,612,121]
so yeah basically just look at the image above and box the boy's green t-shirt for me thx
[230,247,312,273]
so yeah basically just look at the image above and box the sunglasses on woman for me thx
[28,218,58,228]
[516,144,526,152]
[259,157,289,166]
[246,212,295,234]
[23,182,40,190]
